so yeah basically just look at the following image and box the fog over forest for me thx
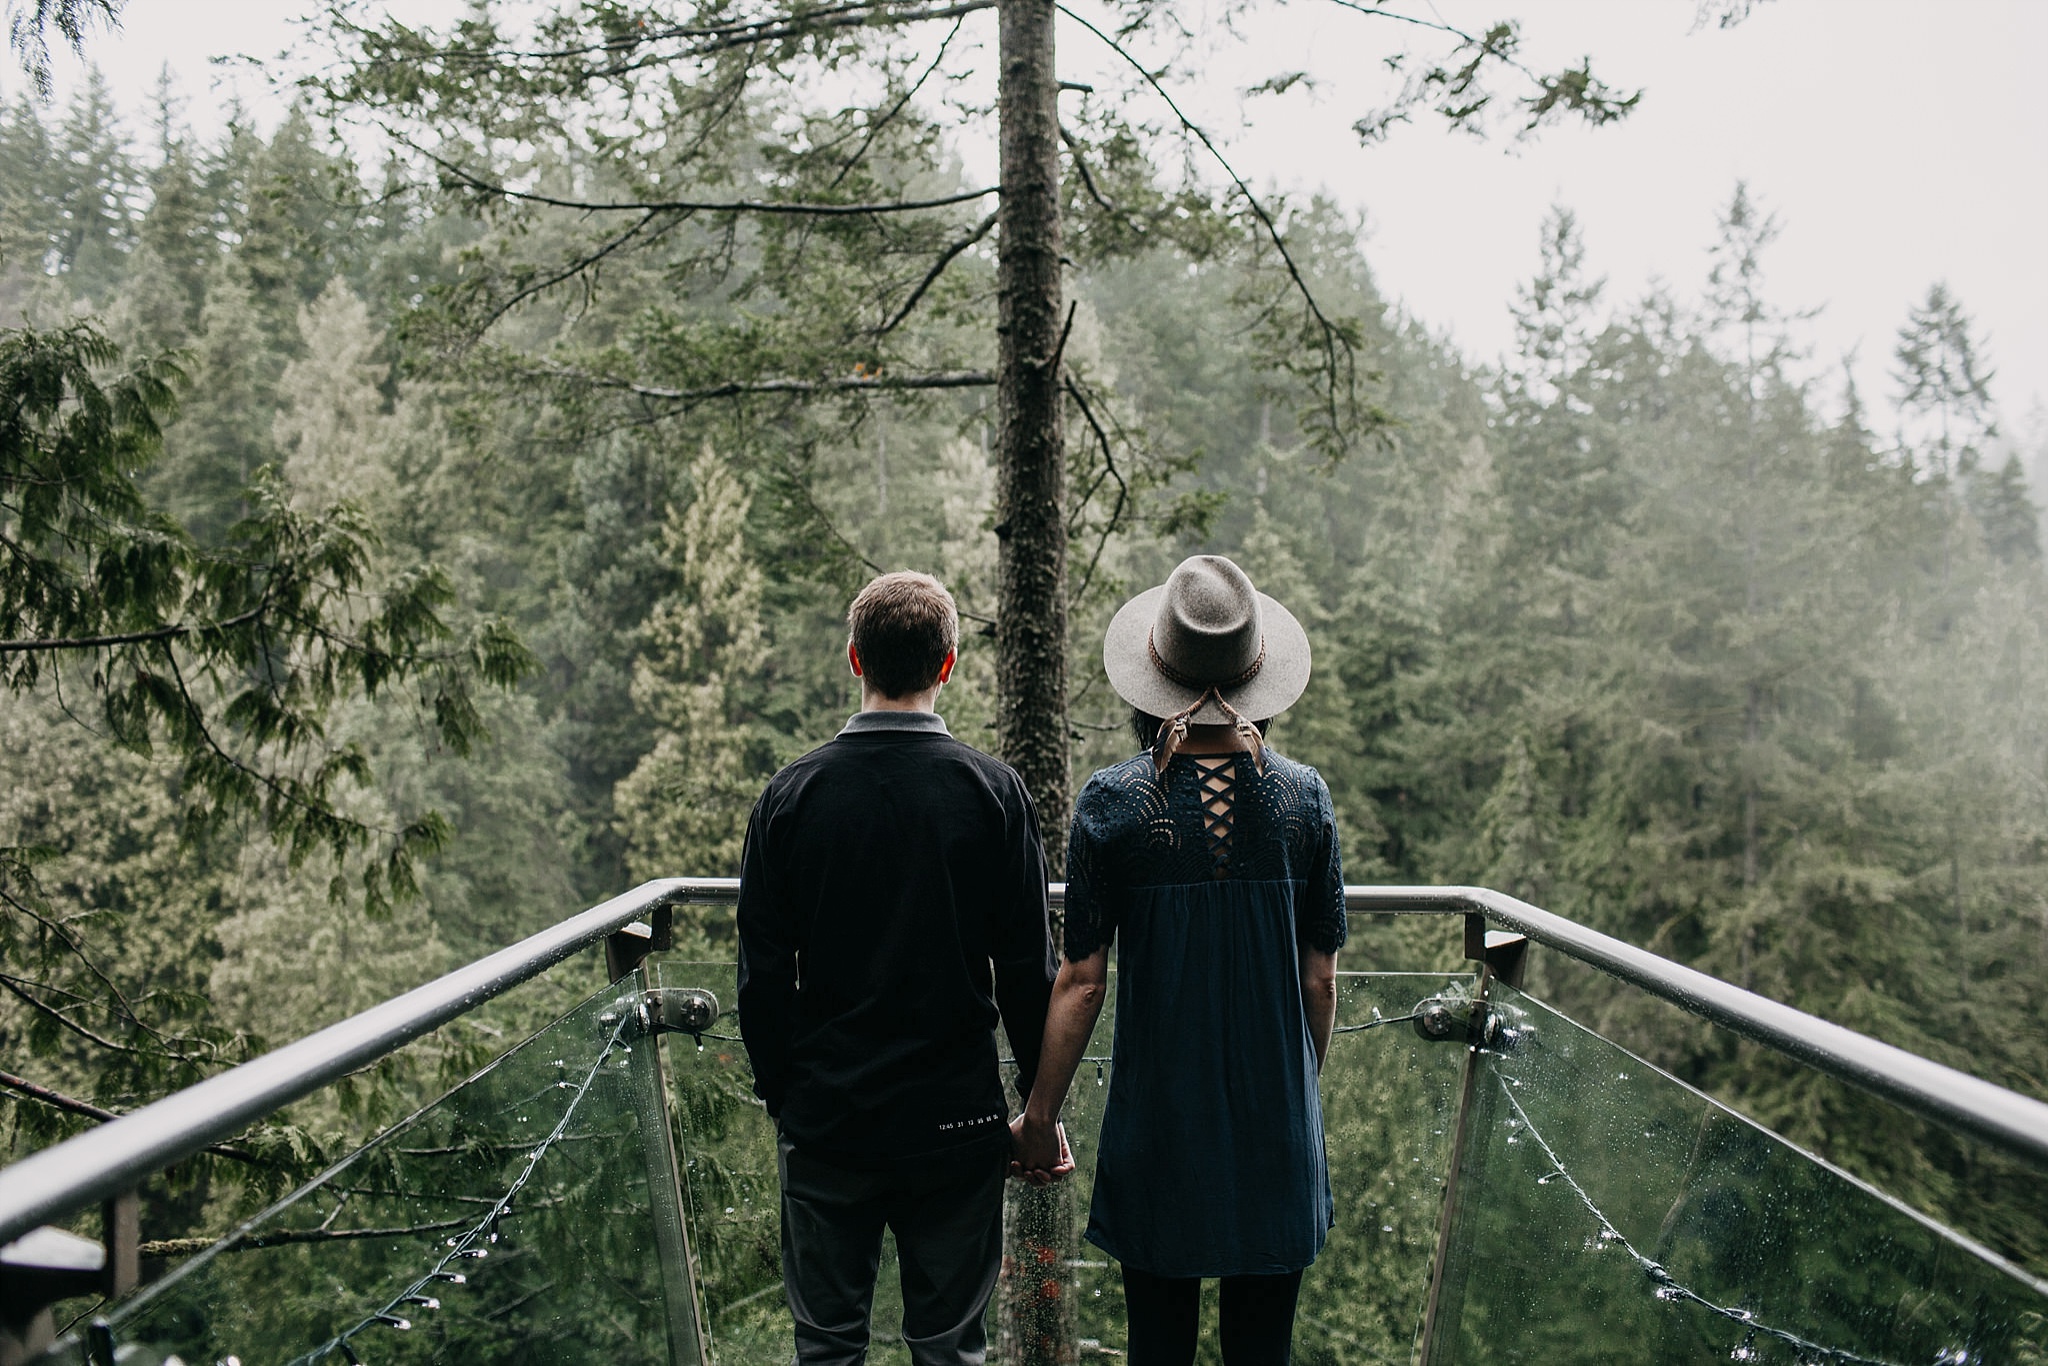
[2,0,2043,1337]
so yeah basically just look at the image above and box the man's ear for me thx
[936,649,956,685]
[848,641,864,678]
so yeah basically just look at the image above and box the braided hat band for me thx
[1146,629,1266,691]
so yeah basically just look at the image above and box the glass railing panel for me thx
[1431,981,2048,1365]
[655,964,1475,1365]
[652,962,777,1366]
[1302,971,1474,1364]
[34,978,690,1366]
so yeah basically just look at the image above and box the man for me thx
[738,570,1057,1366]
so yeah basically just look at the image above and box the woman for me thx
[1013,554,1344,1366]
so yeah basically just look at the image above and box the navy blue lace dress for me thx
[1063,748,1347,1279]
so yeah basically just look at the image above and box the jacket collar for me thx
[837,709,952,737]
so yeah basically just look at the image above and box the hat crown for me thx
[1151,556,1263,685]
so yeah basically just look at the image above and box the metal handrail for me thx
[1345,885,2048,1169]
[4,879,2043,1251]
[0,878,739,1249]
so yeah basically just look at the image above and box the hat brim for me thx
[1102,584,1312,724]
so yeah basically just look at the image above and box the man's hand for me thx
[1009,1114,1074,1185]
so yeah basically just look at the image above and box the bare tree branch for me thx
[0,973,158,1057]
[0,885,214,1063]
[376,0,997,69]
[424,148,998,218]
[468,209,669,335]
[0,604,266,654]
[533,364,995,405]
[1325,0,1639,135]
[140,1216,472,1259]
[1056,4,1358,450]
[874,210,998,336]
[826,14,966,188]
[1060,123,1135,228]
[0,1069,265,1166]
[1063,375,1130,607]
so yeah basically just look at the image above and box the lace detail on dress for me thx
[1192,755,1239,878]
[1062,748,1346,960]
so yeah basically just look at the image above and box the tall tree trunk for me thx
[995,0,1069,851]
[995,8,1077,1366]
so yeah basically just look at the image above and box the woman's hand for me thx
[1009,1115,1074,1185]
[1008,949,1105,1184]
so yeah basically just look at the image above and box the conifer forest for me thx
[2,0,2045,1347]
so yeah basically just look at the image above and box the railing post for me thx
[627,970,712,1366]
[1416,914,1527,1365]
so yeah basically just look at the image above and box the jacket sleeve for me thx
[991,773,1056,1107]
[736,789,796,1117]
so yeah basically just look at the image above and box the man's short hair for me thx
[848,571,960,699]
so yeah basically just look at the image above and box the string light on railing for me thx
[1496,1079,1923,1366]
[281,1007,635,1366]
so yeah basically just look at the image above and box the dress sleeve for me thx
[1060,777,1117,962]
[1298,769,1348,954]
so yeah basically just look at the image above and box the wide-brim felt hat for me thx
[1102,554,1311,724]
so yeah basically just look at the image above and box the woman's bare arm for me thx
[1012,948,1110,1177]
[1300,947,1338,1071]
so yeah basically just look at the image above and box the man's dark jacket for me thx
[736,710,1056,1168]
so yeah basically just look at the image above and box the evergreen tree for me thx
[154,256,274,540]
[273,277,394,518]
[1969,452,2041,564]
[46,68,134,298]
[1894,282,1997,483]
[613,446,778,898]
[1893,282,1996,600]
[0,95,57,287]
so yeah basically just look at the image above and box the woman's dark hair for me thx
[1129,707,1270,750]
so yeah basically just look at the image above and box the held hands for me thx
[1008,1114,1074,1186]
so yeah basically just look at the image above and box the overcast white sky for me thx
[18,0,2046,463]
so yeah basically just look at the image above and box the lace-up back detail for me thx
[1191,755,1241,878]
[1062,748,1346,960]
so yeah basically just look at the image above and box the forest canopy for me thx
[1,0,2044,1290]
